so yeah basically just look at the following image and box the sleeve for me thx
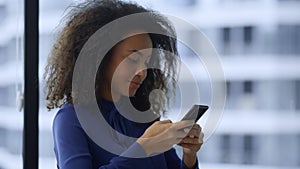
[53,108,93,169]
[164,148,199,169]
[52,107,153,169]
[102,142,152,169]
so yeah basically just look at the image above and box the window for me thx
[222,27,230,44]
[296,80,300,110]
[220,134,231,163]
[0,4,6,23]
[244,81,252,94]
[243,135,254,164]
[243,26,253,44]
[277,25,300,55]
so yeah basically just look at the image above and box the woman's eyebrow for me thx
[128,49,145,57]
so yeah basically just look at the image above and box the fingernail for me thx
[183,128,189,133]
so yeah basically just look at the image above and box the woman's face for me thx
[101,33,153,101]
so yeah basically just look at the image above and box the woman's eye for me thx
[127,56,138,63]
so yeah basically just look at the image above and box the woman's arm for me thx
[135,120,200,169]
[164,148,199,169]
[53,107,153,169]
[136,120,195,155]
[53,107,93,168]
[178,124,204,169]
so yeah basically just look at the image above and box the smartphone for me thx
[180,105,209,122]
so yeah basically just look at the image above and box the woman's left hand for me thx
[177,124,204,168]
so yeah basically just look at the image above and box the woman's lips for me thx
[130,81,141,89]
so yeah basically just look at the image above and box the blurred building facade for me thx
[0,0,299,168]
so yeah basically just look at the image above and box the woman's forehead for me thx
[117,33,153,53]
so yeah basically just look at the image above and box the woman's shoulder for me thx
[54,103,76,117]
[53,103,80,129]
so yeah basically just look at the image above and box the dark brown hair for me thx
[44,0,179,114]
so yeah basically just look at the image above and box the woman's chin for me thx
[126,90,137,97]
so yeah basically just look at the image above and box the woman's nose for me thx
[135,63,147,80]
[136,68,147,80]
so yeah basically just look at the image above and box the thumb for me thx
[160,119,173,124]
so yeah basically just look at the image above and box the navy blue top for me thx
[52,99,199,169]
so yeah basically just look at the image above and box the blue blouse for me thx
[52,99,199,169]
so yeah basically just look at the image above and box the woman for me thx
[44,0,204,169]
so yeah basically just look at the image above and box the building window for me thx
[243,26,253,44]
[277,24,300,55]
[0,46,8,65]
[244,81,253,94]
[243,135,254,164]
[222,27,231,55]
[0,85,15,107]
[296,80,300,110]
[220,134,231,163]
[0,4,6,23]
[222,27,230,44]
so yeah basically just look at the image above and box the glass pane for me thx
[38,0,300,169]
[135,0,300,169]
[0,0,24,168]
[39,0,73,168]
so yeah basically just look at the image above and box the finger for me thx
[188,129,201,138]
[198,132,204,144]
[184,124,200,137]
[178,143,201,151]
[181,123,201,135]
[183,128,191,134]
[199,131,204,139]
[193,124,201,131]
[180,137,200,144]
[161,123,173,131]
[175,130,191,140]
[191,124,202,133]
[172,120,194,130]
[175,130,200,144]
[159,119,173,124]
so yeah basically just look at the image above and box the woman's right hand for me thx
[136,119,194,155]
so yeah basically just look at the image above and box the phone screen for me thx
[180,105,209,122]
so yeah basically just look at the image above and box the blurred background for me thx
[0,0,299,168]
